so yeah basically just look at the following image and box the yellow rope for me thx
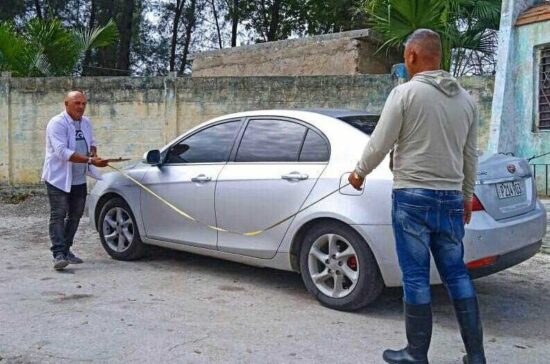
[108,165,351,236]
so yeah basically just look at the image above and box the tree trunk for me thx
[231,0,239,47]
[94,0,118,75]
[34,0,43,20]
[170,0,186,72]
[178,0,197,75]
[116,0,135,71]
[266,0,281,41]
[211,0,223,49]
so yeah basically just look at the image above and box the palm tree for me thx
[0,18,118,77]
[361,0,500,75]
[450,1,500,76]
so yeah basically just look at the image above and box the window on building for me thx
[540,46,550,130]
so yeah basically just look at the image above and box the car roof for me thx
[296,108,380,118]
[206,108,380,122]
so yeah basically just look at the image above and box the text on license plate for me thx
[496,181,523,199]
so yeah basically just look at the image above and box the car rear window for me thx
[338,115,380,135]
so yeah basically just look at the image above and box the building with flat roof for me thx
[190,29,400,77]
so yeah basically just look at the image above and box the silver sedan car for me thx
[88,109,547,311]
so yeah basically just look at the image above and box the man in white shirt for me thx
[42,91,108,270]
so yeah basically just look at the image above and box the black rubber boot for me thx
[382,303,432,364]
[453,297,486,364]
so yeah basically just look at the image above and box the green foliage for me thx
[0,18,118,77]
[362,0,501,74]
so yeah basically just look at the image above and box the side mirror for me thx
[144,149,161,165]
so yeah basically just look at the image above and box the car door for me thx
[140,119,242,249]
[215,117,330,259]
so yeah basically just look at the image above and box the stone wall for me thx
[191,30,401,77]
[0,73,494,187]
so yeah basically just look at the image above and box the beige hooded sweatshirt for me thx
[354,70,478,201]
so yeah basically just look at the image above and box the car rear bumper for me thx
[469,240,542,279]
[463,201,546,262]
[358,201,546,287]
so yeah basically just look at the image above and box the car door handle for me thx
[191,174,212,183]
[281,172,309,181]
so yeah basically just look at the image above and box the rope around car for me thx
[107,164,352,237]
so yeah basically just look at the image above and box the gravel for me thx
[0,195,549,364]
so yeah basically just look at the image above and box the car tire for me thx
[98,197,146,261]
[299,222,383,311]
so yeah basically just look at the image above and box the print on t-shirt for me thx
[72,123,88,185]
[76,130,85,140]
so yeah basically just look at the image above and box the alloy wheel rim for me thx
[307,233,359,299]
[102,207,134,253]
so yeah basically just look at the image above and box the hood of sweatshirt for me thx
[413,70,460,97]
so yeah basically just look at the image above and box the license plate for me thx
[496,181,523,199]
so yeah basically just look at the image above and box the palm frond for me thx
[362,0,501,73]
[73,19,119,52]
[0,22,30,76]
[0,18,118,77]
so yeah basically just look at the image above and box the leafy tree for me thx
[0,0,27,22]
[361,0,500,75]
[0,18,118,76]
[296,0,367,35]
[83,0,140,75]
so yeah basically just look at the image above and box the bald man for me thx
[349,30,485,364]
[42,91,108,271]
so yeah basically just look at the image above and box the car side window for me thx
[299,129,329,162]
[235,119,307,162]
[165,121,240,164]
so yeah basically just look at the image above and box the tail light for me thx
[466,256,498,270]
[471,194,484,211]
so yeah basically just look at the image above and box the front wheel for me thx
[98,197,146,260]
[299,222,383,311]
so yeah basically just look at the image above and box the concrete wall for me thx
[513,21,550,162]
[191,30,400,77]
[0,74,494,187]
[489,0,550,163]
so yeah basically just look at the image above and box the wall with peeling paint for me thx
[488,0,550,195]
[513,22,550,161]
[0,74,494,187]
[489,0,550,160]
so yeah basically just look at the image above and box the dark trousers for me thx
[392,188,476,305]
[46,182,87,257]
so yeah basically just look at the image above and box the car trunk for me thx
[475,153,536,220]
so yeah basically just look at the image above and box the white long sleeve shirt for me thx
[41,111,101,192]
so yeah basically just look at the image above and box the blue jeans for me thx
[392,188,476,305]
[46,182,87,257]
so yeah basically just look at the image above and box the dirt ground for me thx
[0,195,549,364]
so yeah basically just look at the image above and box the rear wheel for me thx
[299,222,383,311]
[98,197,146,260]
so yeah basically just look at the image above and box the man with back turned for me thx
[349,29,486,364]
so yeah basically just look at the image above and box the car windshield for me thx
[338,115,380,135]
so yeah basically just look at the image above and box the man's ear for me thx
[409,50,417,65]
